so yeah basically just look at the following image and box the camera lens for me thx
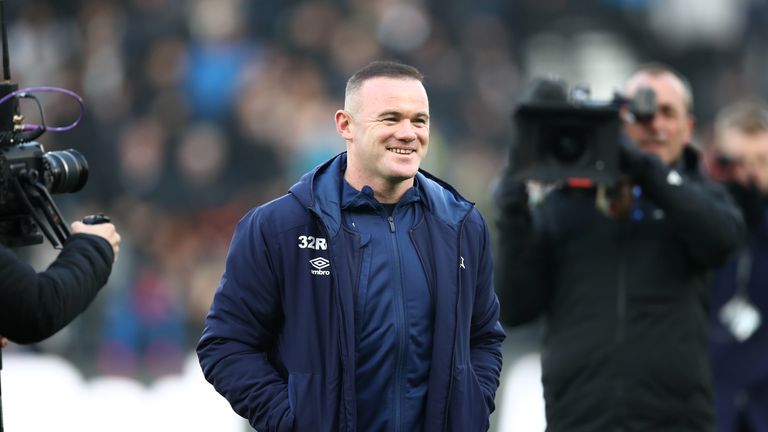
[548,127,588,164]
[44,149,89,193]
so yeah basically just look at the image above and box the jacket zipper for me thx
[387,215,407,432]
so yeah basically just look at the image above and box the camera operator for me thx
[707,99,768,432]
[495,63,746,430]
[0,219,120,345]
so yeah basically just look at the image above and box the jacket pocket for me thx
[445,365,491,432]
[287,372,341,432]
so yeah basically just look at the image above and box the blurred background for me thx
[1,0,766,430]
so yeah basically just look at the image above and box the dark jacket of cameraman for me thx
[495,146,745,431]
[0,234,114,344]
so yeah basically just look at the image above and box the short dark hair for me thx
[624,62,694,114]
[345,60,424,99]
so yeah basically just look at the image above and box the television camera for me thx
[0,1,96,248]
[508,76,658,186]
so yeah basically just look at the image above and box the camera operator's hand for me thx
[71,221,121,262]
[1,336,8,348]
[619,133,654,182]
[495,167,530,214]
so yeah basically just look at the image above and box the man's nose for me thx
[648,113,665,132]
[394,121,417,142]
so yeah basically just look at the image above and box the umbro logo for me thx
[309,257,330,276]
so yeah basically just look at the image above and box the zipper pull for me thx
[387,216,396,233]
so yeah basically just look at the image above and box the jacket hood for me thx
[289,152,474,237]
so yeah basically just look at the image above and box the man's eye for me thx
[659,107,679,118]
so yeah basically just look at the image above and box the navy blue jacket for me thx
[197,153,505,431]
[710,203,768,429]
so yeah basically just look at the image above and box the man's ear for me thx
[335,110,353,141]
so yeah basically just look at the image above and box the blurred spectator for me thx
[182,0,259,121]
[116,116,168,201]
[708,99,768,432]
[166,121,234,211]
[97,261,187,380]
[96,202,187,381]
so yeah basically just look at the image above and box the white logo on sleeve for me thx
[309,257,331,276]
[460,256,466,270]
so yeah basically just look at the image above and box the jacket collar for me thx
[289,152,474,237]
[340,178,422,213]
[672,145,703,176]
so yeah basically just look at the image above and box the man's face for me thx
[718,128,768,193]
[336,77,429,194]
[623,72,694,165]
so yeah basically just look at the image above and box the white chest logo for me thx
[309,257,331,276]
[298,235,327,250]
[460,256,466,269]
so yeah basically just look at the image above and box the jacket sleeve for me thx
[637,154,746,267]
[0,233,114,344]
[196,208,294,432]
[470,212,506,414]
[493,176,553,326]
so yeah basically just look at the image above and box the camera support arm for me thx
[10,173,70,248]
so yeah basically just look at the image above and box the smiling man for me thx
[197,60,505,432]
[338,71,430,203]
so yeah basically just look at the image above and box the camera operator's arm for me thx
[621,139,746,266]
[0,221,119,344]
[494,169,553,326]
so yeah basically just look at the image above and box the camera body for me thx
[0,83,89,247]
[509,77,656,185]
[0,142,88,245]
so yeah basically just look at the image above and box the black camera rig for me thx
[509,76,657,185]
[0,1,89,248]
